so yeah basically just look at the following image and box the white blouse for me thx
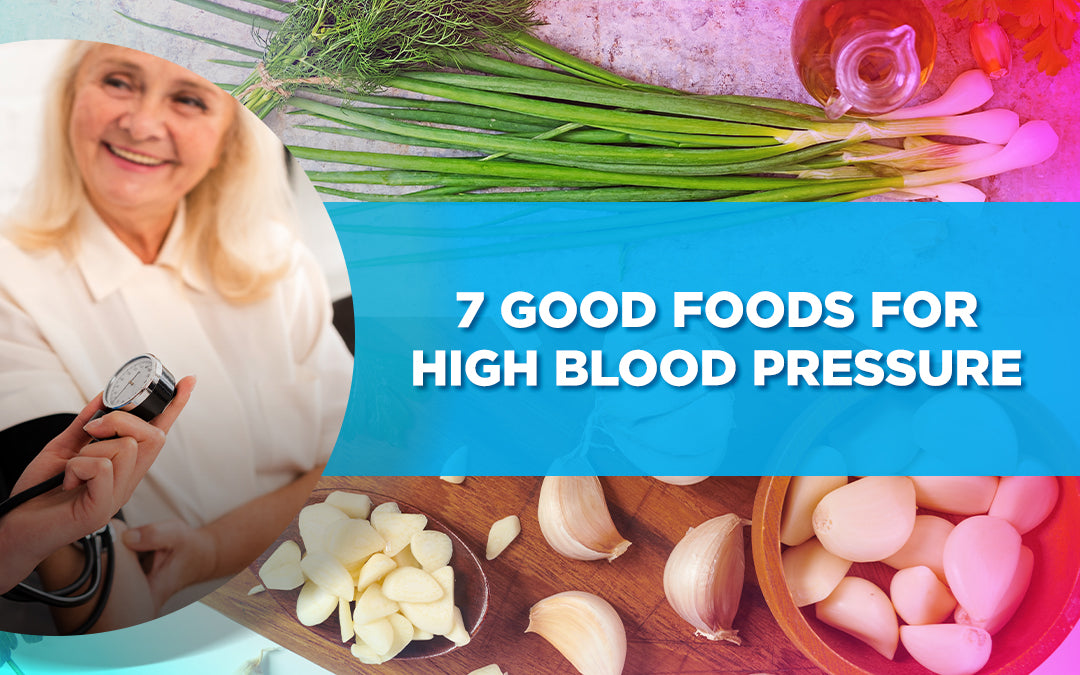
[0,206,353,529]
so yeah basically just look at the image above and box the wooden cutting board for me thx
[203,476,821,674]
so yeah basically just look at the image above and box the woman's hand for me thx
[0,377,195,592]
[121,519,217,612]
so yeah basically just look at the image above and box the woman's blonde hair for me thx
[5,41,294,303]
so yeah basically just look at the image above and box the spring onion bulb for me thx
[874,70,994,120]
[903,121,1059,188]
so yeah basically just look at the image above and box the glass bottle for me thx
[791,0,937,118]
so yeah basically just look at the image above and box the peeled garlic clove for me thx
[486,515,522,560]
[538,476,631,562]
[909,476,999,515]
[300,551,356,600]
[882,514,955,582]
[812,476,916,562]
[890,566,957,626]
[258,539,305,591]
[944,515,1021,626]
[782,537,852,607]
[526,590,626,675]
[956,545,1034,635]
[780,476,848,547]
[815,576,899,660]
[663,513,749,642]
[900,624,992,675]
[988,476,1059,534]
[653,476,708,485]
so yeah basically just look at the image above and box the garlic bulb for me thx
[537,477,631,562]
[526,591,626,675]
[812,476,916,562]
[663,513,749,643]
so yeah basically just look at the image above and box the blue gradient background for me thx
[329,203,1079,476]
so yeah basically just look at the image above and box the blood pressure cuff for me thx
[0,414,76,499]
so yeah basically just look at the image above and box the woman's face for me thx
[68,45,237,221]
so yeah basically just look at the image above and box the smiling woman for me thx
[66,45,238,263]
[0,42,353,635]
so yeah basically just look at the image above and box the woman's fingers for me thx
[71,436,140,497]
[150,375,196,433]
[63,455,115,525]
[82,411,167,474]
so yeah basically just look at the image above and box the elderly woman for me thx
[0,42,352,632]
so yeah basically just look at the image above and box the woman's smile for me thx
[103,142,172,168]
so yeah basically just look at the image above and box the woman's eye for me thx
[102,75,133,91]
[174,95,209,112]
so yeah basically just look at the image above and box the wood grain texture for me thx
[203,475,822,674]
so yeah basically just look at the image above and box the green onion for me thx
[126,0,1059,202]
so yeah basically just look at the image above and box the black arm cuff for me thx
[0,414,77,499]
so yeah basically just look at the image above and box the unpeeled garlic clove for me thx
[943,515,1021,626]
[663,513,749,643]
[537,476,631,562]
[970,21,1012,80]
[988,476,1059,534]
[900,624,992,675]
[815,576,899,660]
[882,514,954,582]
[812,476,916,562]
[890,566,956,626]
[955,545,1034,635]
[779,476,848,547]
[909,476,999,515]
[526,590,626,675]
[782,537,852,608]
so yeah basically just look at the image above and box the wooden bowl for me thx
[250,488,489,661]
[752,475,1080,674]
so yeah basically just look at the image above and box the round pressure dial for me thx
[102,354,177,421]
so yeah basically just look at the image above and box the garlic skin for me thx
[890,566,957,626]
[815,576,899,660]
[970,21,1012,80]
[909,476,999,515]
[988,476,1059,534]
[538,477,631,562]
[812,476,916,562]
[955,545,1034,635]
[782,537,852,608]
[900,624,992,675]
[526,591,626,675]
[881,514,954,582]
[779,476,848,547]
[663,513,749,643]
[943,515,1022,626]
